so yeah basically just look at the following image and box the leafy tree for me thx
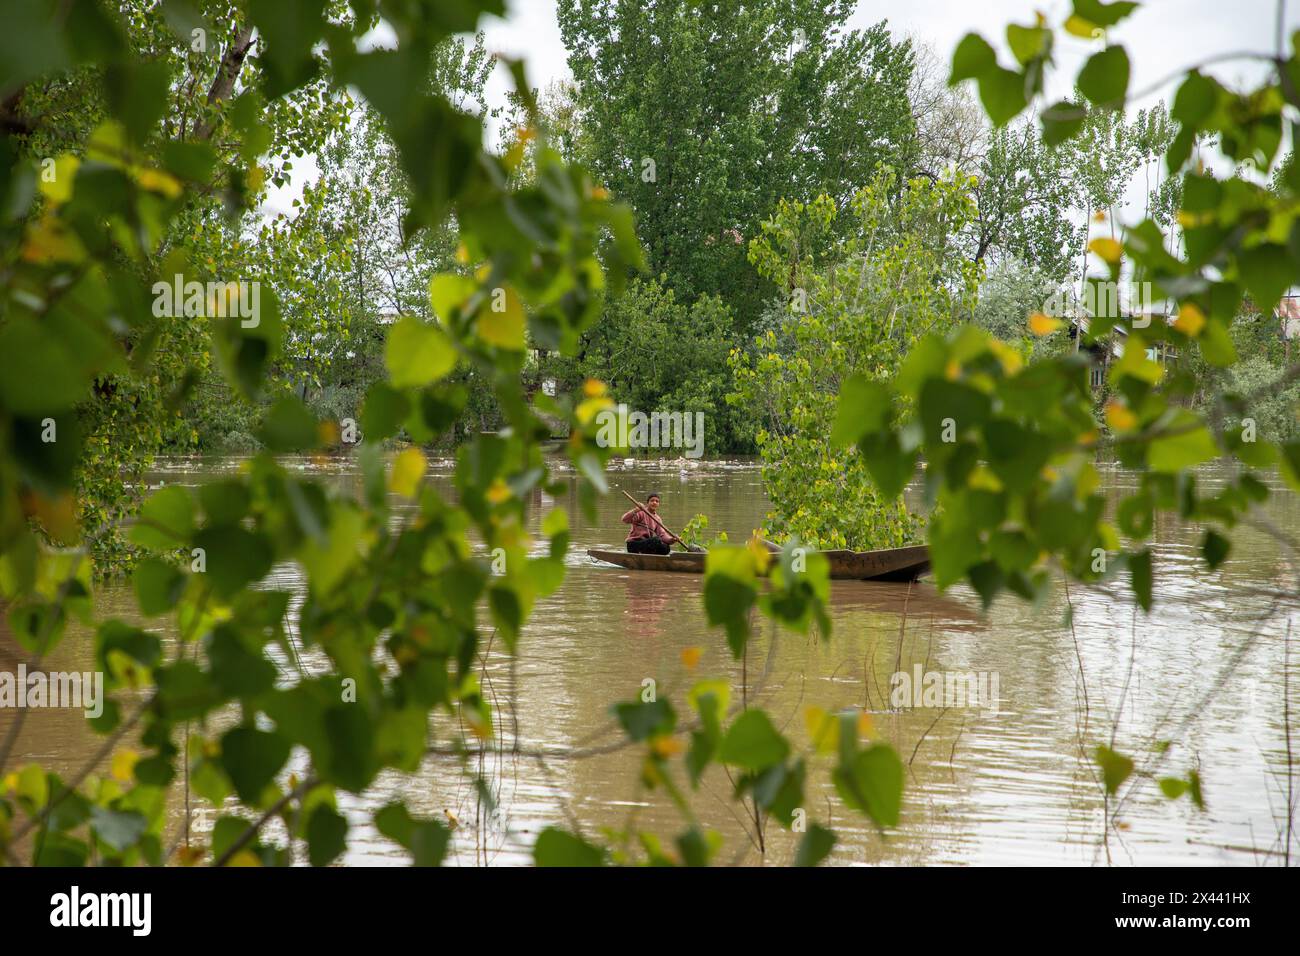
[970,123,1082,280]
[2,1,352,571]
[973,259,1064,351]
[733,169,980,549]
[547,276,743,452]
[557,0,918,324]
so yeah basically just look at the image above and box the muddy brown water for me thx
[2,455,1297,866]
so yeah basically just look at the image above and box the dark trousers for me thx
[627,536,671,555]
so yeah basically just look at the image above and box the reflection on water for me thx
[2,457,1297,866]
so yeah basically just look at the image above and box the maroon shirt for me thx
[622,508,674,543]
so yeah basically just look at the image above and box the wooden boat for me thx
[585,544,930,582]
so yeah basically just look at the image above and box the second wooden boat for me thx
[585,544,930,581]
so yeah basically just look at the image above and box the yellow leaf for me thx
[1112,335,1163,384]
[486,478,511,504]
[987,338,1024,375]
[804,706,838,755]
[1173,302,1206,337]
[1105,400,1138,432]
[177,846,205,866]
[111,749,139,783]
[25,491,78,543]
[1064,14,1099,38]
[503,140,526,171]
[137,168,183,199]
[681,646,702,669]
[1088,237,1122,264]
[429,273,475,323]
[317,420,341,445]
[650,735,684,758]
[37,155,80,204]
[22,214,85,264]
[967,466,1004,492]
[478,286,526,350]
[575,395,614,426]
[590,185,610,200]
[1029,311,1063,336]
[389,447,426,498]
[583,378,607,398]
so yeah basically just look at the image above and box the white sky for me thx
[263,0,1299,216]
[477,0,1296,108]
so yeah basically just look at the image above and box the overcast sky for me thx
[477,0,1297,108]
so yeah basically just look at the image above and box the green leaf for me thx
[1147,414,1218,472]
[1041,100,1086,146]
[950,33,997,85]
[918,379,990,444]
[90,806,147,853]
[258,396,319,451]
[219,727,291,803]
[1077,46,1130,107]
[1158,776,1189,799]
[129,486,194,551]
[1073,0,1139,28]
[612,698,676,742]
[384,315,457,387]
[96,620,162,687]
[533,827,606,867]
[1006,24,1048,66]
[192,526,273,598]
[793,823,836,867]
[1237,243,1295,312]
[833,744,904,828]
[978,67,1029,127]
[133,558,185,616]
[1198,318,1238,367]
[360,382,410,441]
[1172,71,1220,127]
[703,550,758,657]
[374,803,450,866]
[1201,529,1230,570]
[1095,744,1134,794]
[207,624,277,697]
[1128,548,1153,612]
[718,710,789,772]
[0,318,92,414]
[858,431,918,500]
[299,505,365,593]
[306,803,348,867]
[831,375,890,447]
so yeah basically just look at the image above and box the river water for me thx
[3,455,1297,866]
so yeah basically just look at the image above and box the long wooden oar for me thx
[620,489,704,553]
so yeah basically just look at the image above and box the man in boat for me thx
[622,492,680,555]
